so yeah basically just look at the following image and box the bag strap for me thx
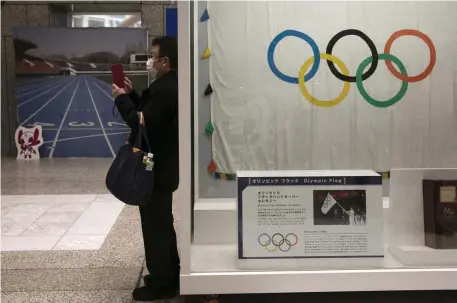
[134,111,152,153]
[139,111,145,125]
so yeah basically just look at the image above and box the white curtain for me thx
[208,1,457,173]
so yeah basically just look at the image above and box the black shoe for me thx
[143,274,151,286]
[144,273,179,290]
[132,286,178,302]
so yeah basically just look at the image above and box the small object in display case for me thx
[423,180,457,249]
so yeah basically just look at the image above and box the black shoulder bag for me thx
[105,112,155,206]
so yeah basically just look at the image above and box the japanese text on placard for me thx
[257,190,306,226]
[249,177,346,185]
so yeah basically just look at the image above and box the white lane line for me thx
[48,78,82,158]
[17,77,65,95]
[89,76,122,97]
[91,80,114,100]
[43,131,130,144]
[17,79,66,98]
[20,78,78,126]
[84,77,116,157]
[93,76,113,89]
[18,78,73,108]
[16,77,56,91]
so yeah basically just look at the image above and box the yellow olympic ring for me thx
[264,240,277,252]
[298,53,351,107]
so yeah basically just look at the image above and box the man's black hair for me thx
[152,36,178,69]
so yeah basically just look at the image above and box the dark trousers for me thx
[139,190,180,289]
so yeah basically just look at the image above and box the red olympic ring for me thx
[384,29,436,83]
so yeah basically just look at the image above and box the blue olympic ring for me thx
[267,29,320,84]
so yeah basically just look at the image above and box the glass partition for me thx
[70,13,142,28]
[190,0,457,276]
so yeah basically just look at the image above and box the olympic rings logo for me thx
[258,233,298,252]
[267,29,436,108]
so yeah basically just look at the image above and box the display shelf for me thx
[190,244,404,272]
[194,199,237,245]
[194,197,392,246]
[181,244,457,294]
[389,246,457,266]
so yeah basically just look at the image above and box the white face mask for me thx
[146,58,158,79]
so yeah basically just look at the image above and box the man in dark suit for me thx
[112,36,180,302]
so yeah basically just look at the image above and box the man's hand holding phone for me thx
[111,77,134,100]
[124,77,133,94]
[112,84,126,99]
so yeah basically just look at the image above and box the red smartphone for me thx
[111,64,125,88]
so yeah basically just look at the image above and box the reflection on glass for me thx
[71,14,142,28]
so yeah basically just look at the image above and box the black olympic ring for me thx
[258,233,298,252]
[326,29,379,83]
[258,233,271,246]
[272,233,285,246]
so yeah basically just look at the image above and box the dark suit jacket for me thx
[114,71,179,193]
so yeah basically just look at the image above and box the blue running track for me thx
[16,75,132,158]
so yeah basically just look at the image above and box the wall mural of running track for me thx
[12,27,149,158]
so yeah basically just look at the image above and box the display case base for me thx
[191,244,393,272]
[389,245,457,266]
[182,244,456,295]
[181,267,457,295]
[238,257,384,271]
[193,199,237,245]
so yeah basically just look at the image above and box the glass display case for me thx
[175,0,457,295]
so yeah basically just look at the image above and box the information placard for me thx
[237,171,384,263]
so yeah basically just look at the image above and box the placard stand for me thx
[237,170,384,270]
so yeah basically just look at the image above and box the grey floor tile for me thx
[2,204,53,223]
[2,206,144,270]
[83,168,110,180]
[76,181,110,194]
[40,174,87,183]
[22,221,74,236]
[1,221,33,236]
[1,204,19,216]
[37,211,84,223]
[1,235,61,251]
[1,267,141,292]
[1,158,112,195]
[1,290,132,303]
[1,182,49,195]
[44,181,88,195]
[1,177,44,187]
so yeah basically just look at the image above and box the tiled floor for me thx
[1,158,120,251]
[1,194,124,251]
[1,158,146,302]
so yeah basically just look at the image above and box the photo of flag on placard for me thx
[314,190,367,226]
[321,193,337,214]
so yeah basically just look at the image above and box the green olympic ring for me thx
[356,53,408,108]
